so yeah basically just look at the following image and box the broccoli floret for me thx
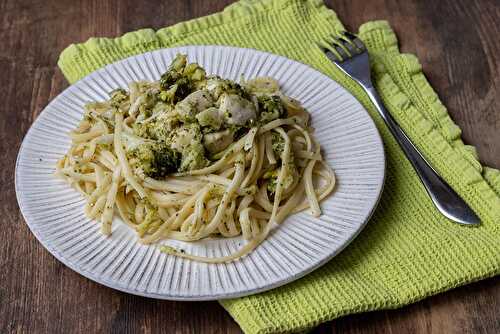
[152,145,181,176]
[128,121,209,175]
[159,71,180,90]
[158,84,177,103]
[159,54,189,100]
[257,95,286,123]
[170,122,203,151]
[132,102,173,140]
[170,54,188,72]
[159,77,192,104]
[183,62,206,84]
[148,112,181,141]
[179,142,210,172]
[159,54,205,103]
[132,122,153,139]
[172,77,192,101]
[128,142,181,178]
[159,55,187,88]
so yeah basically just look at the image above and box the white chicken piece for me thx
[219,94,257,126]
[175,90,214,121]
[203,129,234,154]
[195,107,224,130]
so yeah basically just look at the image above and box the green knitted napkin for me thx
[58,0,500,333]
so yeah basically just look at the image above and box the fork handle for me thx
[363,86,480,225]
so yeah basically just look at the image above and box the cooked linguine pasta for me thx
[55,54,335,263]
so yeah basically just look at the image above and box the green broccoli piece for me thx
[128,142,181,178]
[159,55,187,89]
[173,77,192,101]
[169,122,203,150]
[159,54,200,103]
[179,142,210,172]
[159,76,192,104]
[152,145,181,176]
[147,112,181,141]
[170,54,187,72]
[132,122,150,138]
[159,71,181,91]
[183,62,206,82]
[257,95,286,124]
[159,55,185,88]
[158,84,177,103]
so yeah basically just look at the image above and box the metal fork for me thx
[321,31,480,225]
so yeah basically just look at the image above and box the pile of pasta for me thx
[56,75,335,263]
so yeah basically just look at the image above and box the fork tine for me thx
[323,49,341,63]
[342,31,366,51]
[323,48,341,62]
[332,38,351,60]
[318,40,342,62]
[338,36,361,56]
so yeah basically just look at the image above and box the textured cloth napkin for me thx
[58,0,500,333]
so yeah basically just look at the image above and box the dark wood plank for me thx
[0,0,498,333]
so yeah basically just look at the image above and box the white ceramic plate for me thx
[15,46,385,300]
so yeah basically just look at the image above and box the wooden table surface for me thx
[1,0,499,333]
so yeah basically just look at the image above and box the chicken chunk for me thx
[219,93,257,126]
[203,129,234,154]
[175,90,214,122]
[195,107,224,130]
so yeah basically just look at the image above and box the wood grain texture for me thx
[0,0,498,333]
